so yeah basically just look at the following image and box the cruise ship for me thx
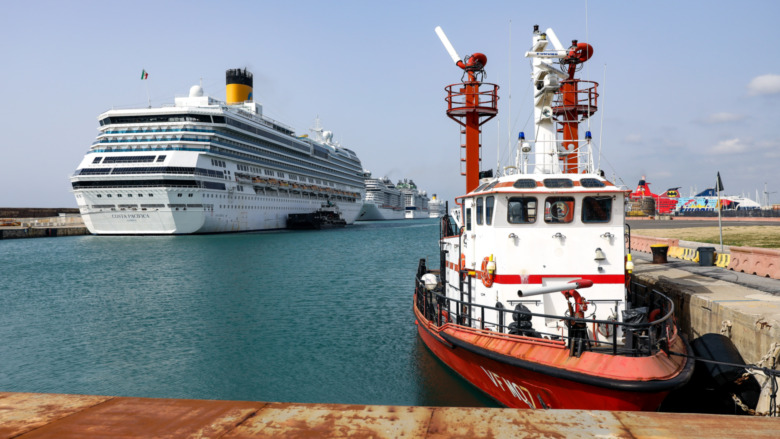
[397,179,430,219]
[356,175,430,220]
[428,194,444,218]
[70,69,365,234]
[356,173,405,220]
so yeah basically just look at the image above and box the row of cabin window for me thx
[465,196,612,230]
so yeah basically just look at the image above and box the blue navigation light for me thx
[585,131,592,140]
[518,131,525,140]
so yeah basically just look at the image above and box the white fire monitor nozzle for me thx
[435,26,462,66]
[517,279,594,297]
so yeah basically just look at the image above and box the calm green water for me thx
[0,219,497,407]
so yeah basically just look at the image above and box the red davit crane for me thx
[435,26,499,193]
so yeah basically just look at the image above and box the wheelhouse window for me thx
[513,179,536,189]
[507,197,537,224]
[544,197,575,223]
[476,198,484,225]
[580,178,605,188]
[486,196,495,225]
[582,196,612,223]
[543,178,574,189]
[466,208,472,231]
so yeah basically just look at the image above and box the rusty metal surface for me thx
[224,403,434,438]
[0,392,111,439]
[14,396,265,439]
[427,407,632,438]
[0,392,778,438]
[614,411,780,439]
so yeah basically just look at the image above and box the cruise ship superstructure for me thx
[357,174,430,220]
[397,179,430,219]
[356,173,405,220]
[71,69,365,234]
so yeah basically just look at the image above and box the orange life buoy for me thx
[648,308,662,322]
[480,257,494,288]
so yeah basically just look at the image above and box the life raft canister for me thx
[480,256,496,288]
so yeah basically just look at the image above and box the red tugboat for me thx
[413,25,693,410]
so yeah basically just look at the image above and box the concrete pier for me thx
[0,210,89,239]
[632,254,780,366]
[1,392,777,438]
[0,226,89,239]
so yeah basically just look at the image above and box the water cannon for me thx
[435,26,487,74]
[517,279,593,298]
[436,25,499,193]
[567,40,594,64]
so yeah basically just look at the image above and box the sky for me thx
[1,0,779,209]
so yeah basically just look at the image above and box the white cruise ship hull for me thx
[404,207,429,219]
[78,196,362,234]
[356,203,405,221]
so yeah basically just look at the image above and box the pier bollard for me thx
[650,244,669,264]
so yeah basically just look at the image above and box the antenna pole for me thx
[508,20,512,170]
[598,64,606,171]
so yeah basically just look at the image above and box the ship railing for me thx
[506,143,596,176]
[414,274,677,358]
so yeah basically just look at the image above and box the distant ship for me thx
[397,179,430,219]
[628,176,761,216]
[70,68,365,234]
[428,194,444,218]
[676,188,761,213]
[357,174,430,220]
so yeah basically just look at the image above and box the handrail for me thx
[415,273,677,357]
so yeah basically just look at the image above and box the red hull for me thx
[414,300,692,410]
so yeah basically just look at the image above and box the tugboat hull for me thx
[415,302,693,410]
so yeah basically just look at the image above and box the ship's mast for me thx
[435,27,499,193]
[524,25,597,174]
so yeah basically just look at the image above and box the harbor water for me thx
[0,219,498,407]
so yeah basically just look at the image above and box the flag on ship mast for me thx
[141,69,151,108]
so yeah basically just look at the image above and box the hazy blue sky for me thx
[2,0,779,208]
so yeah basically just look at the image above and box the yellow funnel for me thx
[226,68,253,104]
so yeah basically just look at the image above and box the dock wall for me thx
[631,262,780,366]
[0,227,89,239]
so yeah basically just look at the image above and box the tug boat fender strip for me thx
[439,331,695,393]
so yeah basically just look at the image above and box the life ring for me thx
[649,308,662,322]
[480,257,495,288]
[551,201,569,220]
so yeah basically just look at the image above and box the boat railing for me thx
[414,273,677,358]
[506,143,596,176]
